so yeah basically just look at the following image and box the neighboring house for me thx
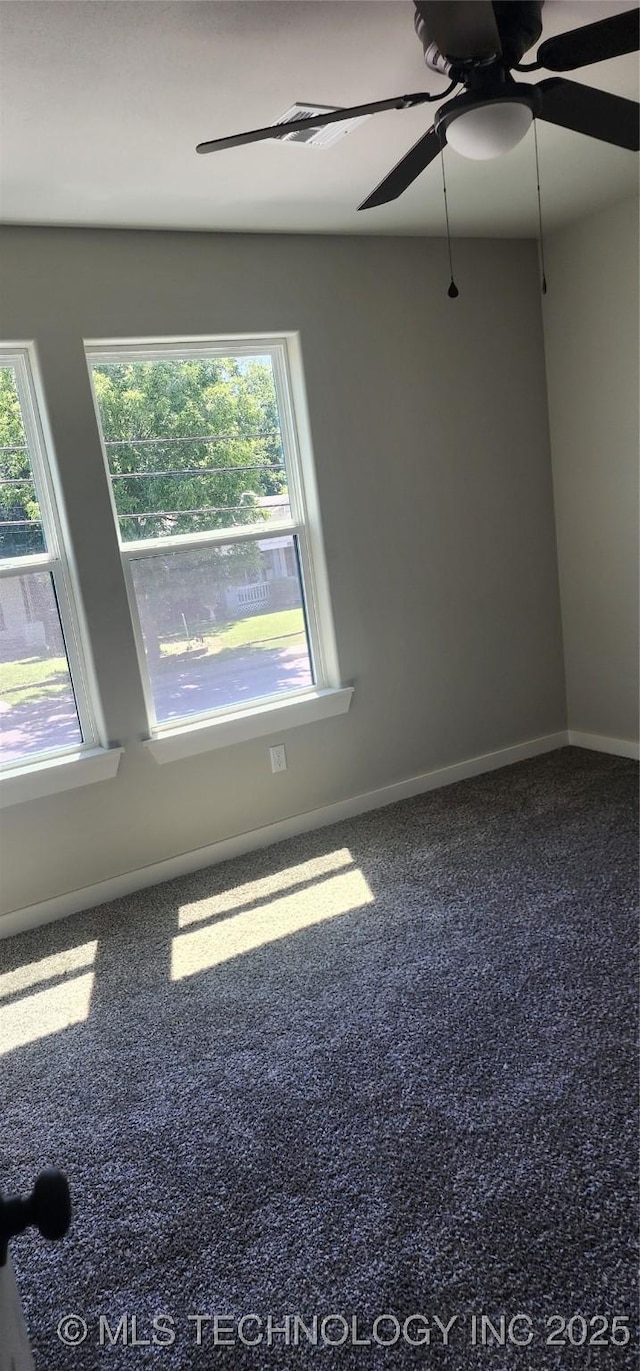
[0,574,50,653]
[130,496,302,649]
[223,495,300,617]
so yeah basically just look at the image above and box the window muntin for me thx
[0,352,95,769]
[88,340,324,733]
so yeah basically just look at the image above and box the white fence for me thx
[235,582,272,608]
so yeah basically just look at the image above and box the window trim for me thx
[0,745,123,808]
[144,687,353,764]
[0,345,105,774]
[85,333,345,741]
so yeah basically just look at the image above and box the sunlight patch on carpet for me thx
[0,940,98,1001]
[177,848,356,928]
[0,972,95,1055]
[172,855,373,980]
[0,941,98,1055]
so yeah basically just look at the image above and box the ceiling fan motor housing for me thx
[414,1,544,73]
[491,2,544,66]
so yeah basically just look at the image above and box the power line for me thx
[110,463,286,480]
[104,429,281,448]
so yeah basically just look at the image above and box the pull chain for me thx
[440,150,459,298]
[533,121,547,296]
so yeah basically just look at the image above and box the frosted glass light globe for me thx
[446,101,533,159]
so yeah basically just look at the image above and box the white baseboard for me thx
[0,731,569,940]
[568,730,640,760]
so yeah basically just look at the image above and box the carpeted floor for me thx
[1,747,638,1369]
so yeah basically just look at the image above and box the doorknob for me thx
[0,1170,71,1266]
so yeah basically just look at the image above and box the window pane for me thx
[129,537,313,725]
[91,355,290,543]
[0,572,83,764]
[0,366,45,557]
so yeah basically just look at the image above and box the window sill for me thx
[144,686,354,764]
[0,746,123,808]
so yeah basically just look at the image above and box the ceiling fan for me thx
[196,1,639,211]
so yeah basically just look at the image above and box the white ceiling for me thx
[0,0,637,237]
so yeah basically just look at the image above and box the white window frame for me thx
[0,345,120,800]
[85,334,351,760]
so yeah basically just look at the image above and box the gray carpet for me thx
[1,747,638,1369]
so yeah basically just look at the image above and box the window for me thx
[0,350,97,770]
[87,338,344,743]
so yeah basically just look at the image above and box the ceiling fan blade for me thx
[358,127,442,210]
[536,7,640,72]
[414,1,501,61]
[536,77,640,151]
[196,93,432,153]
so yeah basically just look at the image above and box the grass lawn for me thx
[0,609,306,707]
[160,608,306,659]
[0,653,70,706]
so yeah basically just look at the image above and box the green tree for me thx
[0,356,287,553]
[0,355,289,657]
[89,354,289,655]
[91,355,287,542]
[0,367,43,557]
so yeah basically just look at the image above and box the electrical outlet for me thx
[270,744,287,774]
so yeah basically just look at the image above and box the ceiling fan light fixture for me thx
[446,100,533,159]
[435,86,541,161]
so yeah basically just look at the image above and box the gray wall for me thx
[542,197,639,744]
[0,227,565,916]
